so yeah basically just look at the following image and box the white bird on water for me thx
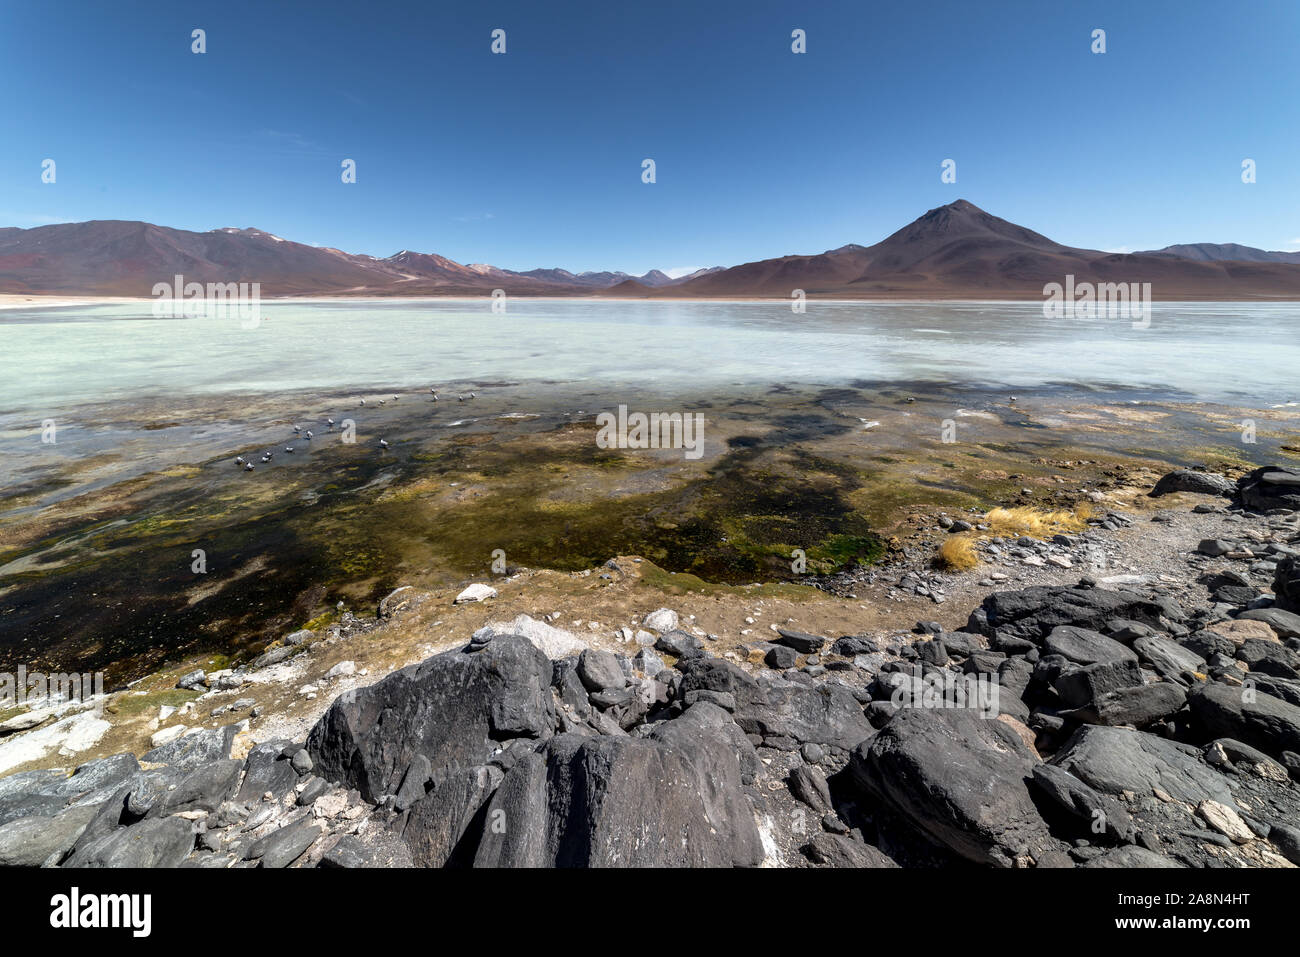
[305,431,313,440]
[379,439,389,449]
[292,425,301,434]
[285,446,294,453]
[244,462,254,471]
[360,399,365,406]
[235,456,245,466]
[326,418,334,428]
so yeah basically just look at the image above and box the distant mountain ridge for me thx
[1137,242,1300,265]
[3,203,1299,299]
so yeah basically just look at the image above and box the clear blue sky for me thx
[2,0,1296,274]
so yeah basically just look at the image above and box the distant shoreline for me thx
[7,292,1300,310]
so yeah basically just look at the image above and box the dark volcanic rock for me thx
[969,585,1165,644]
[1084,845,1182,867]
[473,703,763,867]
[1067,681,1187,728]
[1274,556,1300,614]
[1029,764,1135,844]
[775,628,827,654]
[237,739,299,802]
[156,759,243,815]
[1237,466,1300,513]
[141,724,240,773]
[1053,659,1146,709]
[1237,639,1300,679]
[1052,725,1234,805]
[400,764,503,866]
[245,816,323,868]
[1150,469,1233,498]
[1187,681,1300,758]
[0,804,99,867]
[321,830,415,868]
[307,636,555,802]
[1134,634,1205,681]
[765,645,798,670]
[801,833,897,867]
[1044,626,1138,666]
[63,816,195,868]
[846,707,1055,867]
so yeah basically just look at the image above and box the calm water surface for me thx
[2,299,1297,415]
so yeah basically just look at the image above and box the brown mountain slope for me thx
[657,200,1300,300]
[0,221,590,297]
[5,202,1300,299]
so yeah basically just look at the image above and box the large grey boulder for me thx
[141,724,240,772]
[1052,725,1235,805]
[1068,681,1188,728]
[846,707,1055,867]
[1186,680,1300,758]
[675,657,869,749]
[1029,764,1134,844]
[0,804,99,866]
[1150,469,1233,498]
[307,636,555,802]
[63,816,195,868]
[1053,658,1146,709]
[1236,466,1300,513]
[1044,626,1137,666]
[400,764,503,867]
[472,703,763,867]
[1133,634,1205,681]
[969,585,1165,644]
[801,833,898,867]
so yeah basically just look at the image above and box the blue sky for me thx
[2,0,1296,274]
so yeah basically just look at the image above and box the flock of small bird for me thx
[234,387,475,471]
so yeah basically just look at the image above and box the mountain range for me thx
[3,201,1299,299]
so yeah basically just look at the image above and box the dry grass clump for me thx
[932,502,1095,572]
[933,534,979,571]
[984,503,1093,539]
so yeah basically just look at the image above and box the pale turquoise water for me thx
[2,298,1298,414]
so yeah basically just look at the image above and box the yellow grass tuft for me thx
[932,502,1095,573]
[984,504,1093,539]
[933,534,979,571]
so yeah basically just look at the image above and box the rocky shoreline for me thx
[2,465,1300,868]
